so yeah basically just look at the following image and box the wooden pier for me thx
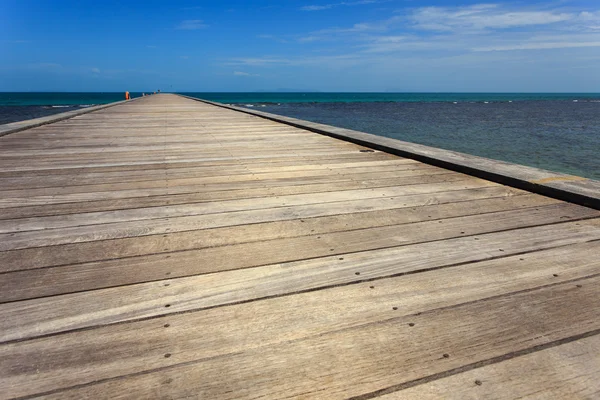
[1,93,599,399]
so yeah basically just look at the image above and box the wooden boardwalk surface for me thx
[1,93,599,399]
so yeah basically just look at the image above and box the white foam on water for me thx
[484,101,489,104]
[51,105,71,108]
[245,104,254,107]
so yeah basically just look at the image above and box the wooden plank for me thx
[0,179,498,234]
[0,167,450,208]
[380,334,600,399]
[1,240,598,398]
[0,159,417,190]
[0,162,437,198]
[1,202,596,302]
[1,219,598,343]
[21,274,600,399]
[0,151,393,176]
[0,186,522,251]
[0,173,466,220]
[0,193,560,272]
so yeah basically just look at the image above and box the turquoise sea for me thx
[1,92,599,179]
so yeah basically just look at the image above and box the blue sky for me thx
[2,0,600,92]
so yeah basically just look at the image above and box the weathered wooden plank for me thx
[1,202,596,302]
[0,162,436,199]
[0,151,393,176]
[1,219,598,343]
[0,173,466,220]
[0,167,449,208]
[0,167,440,207]
[381,334,600,399]
[0,159,416,190]
[25,275,600,400]
[0,179,497,234]
[0,193,560,272]
[1,240,598,398]
[0,186,521,251]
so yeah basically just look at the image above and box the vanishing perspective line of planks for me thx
[1,93,599,400]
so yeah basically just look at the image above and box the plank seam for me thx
[349,329,600,399]
[0,174,468,220]
[0,185,519,236]
[2,239,598,345]
[0,193,551,271]
[7,275,600,399]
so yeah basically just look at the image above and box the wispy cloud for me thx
[176,20,208,30]
[227,2,600,75]
[300,0,379,12]
[227,54,365,68]
[233,71,260,77]
[257,34,290,43]
[91,67,100,74]
[408,4,573,33]
[301,5,333,11]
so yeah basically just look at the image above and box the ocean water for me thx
[181,92,600,104]
[1,92,599,179]
[0,92,144,125]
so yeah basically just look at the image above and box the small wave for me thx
[483,101,489,104]
[453,102,458,104]
[51,105,71,108]
[244,104,255,107]
[573,100,578,102]
[78,104,95,108]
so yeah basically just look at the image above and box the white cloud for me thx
[301,5,333,11]
[176,20,208,30]
[234,71,259,76]
[301,1,379,12]
[228,57,291,66]
[91,67,100,74]
[226,2,600,74]
[228,54,365,68]
[474,41,600,52]
[409,5,573,33]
